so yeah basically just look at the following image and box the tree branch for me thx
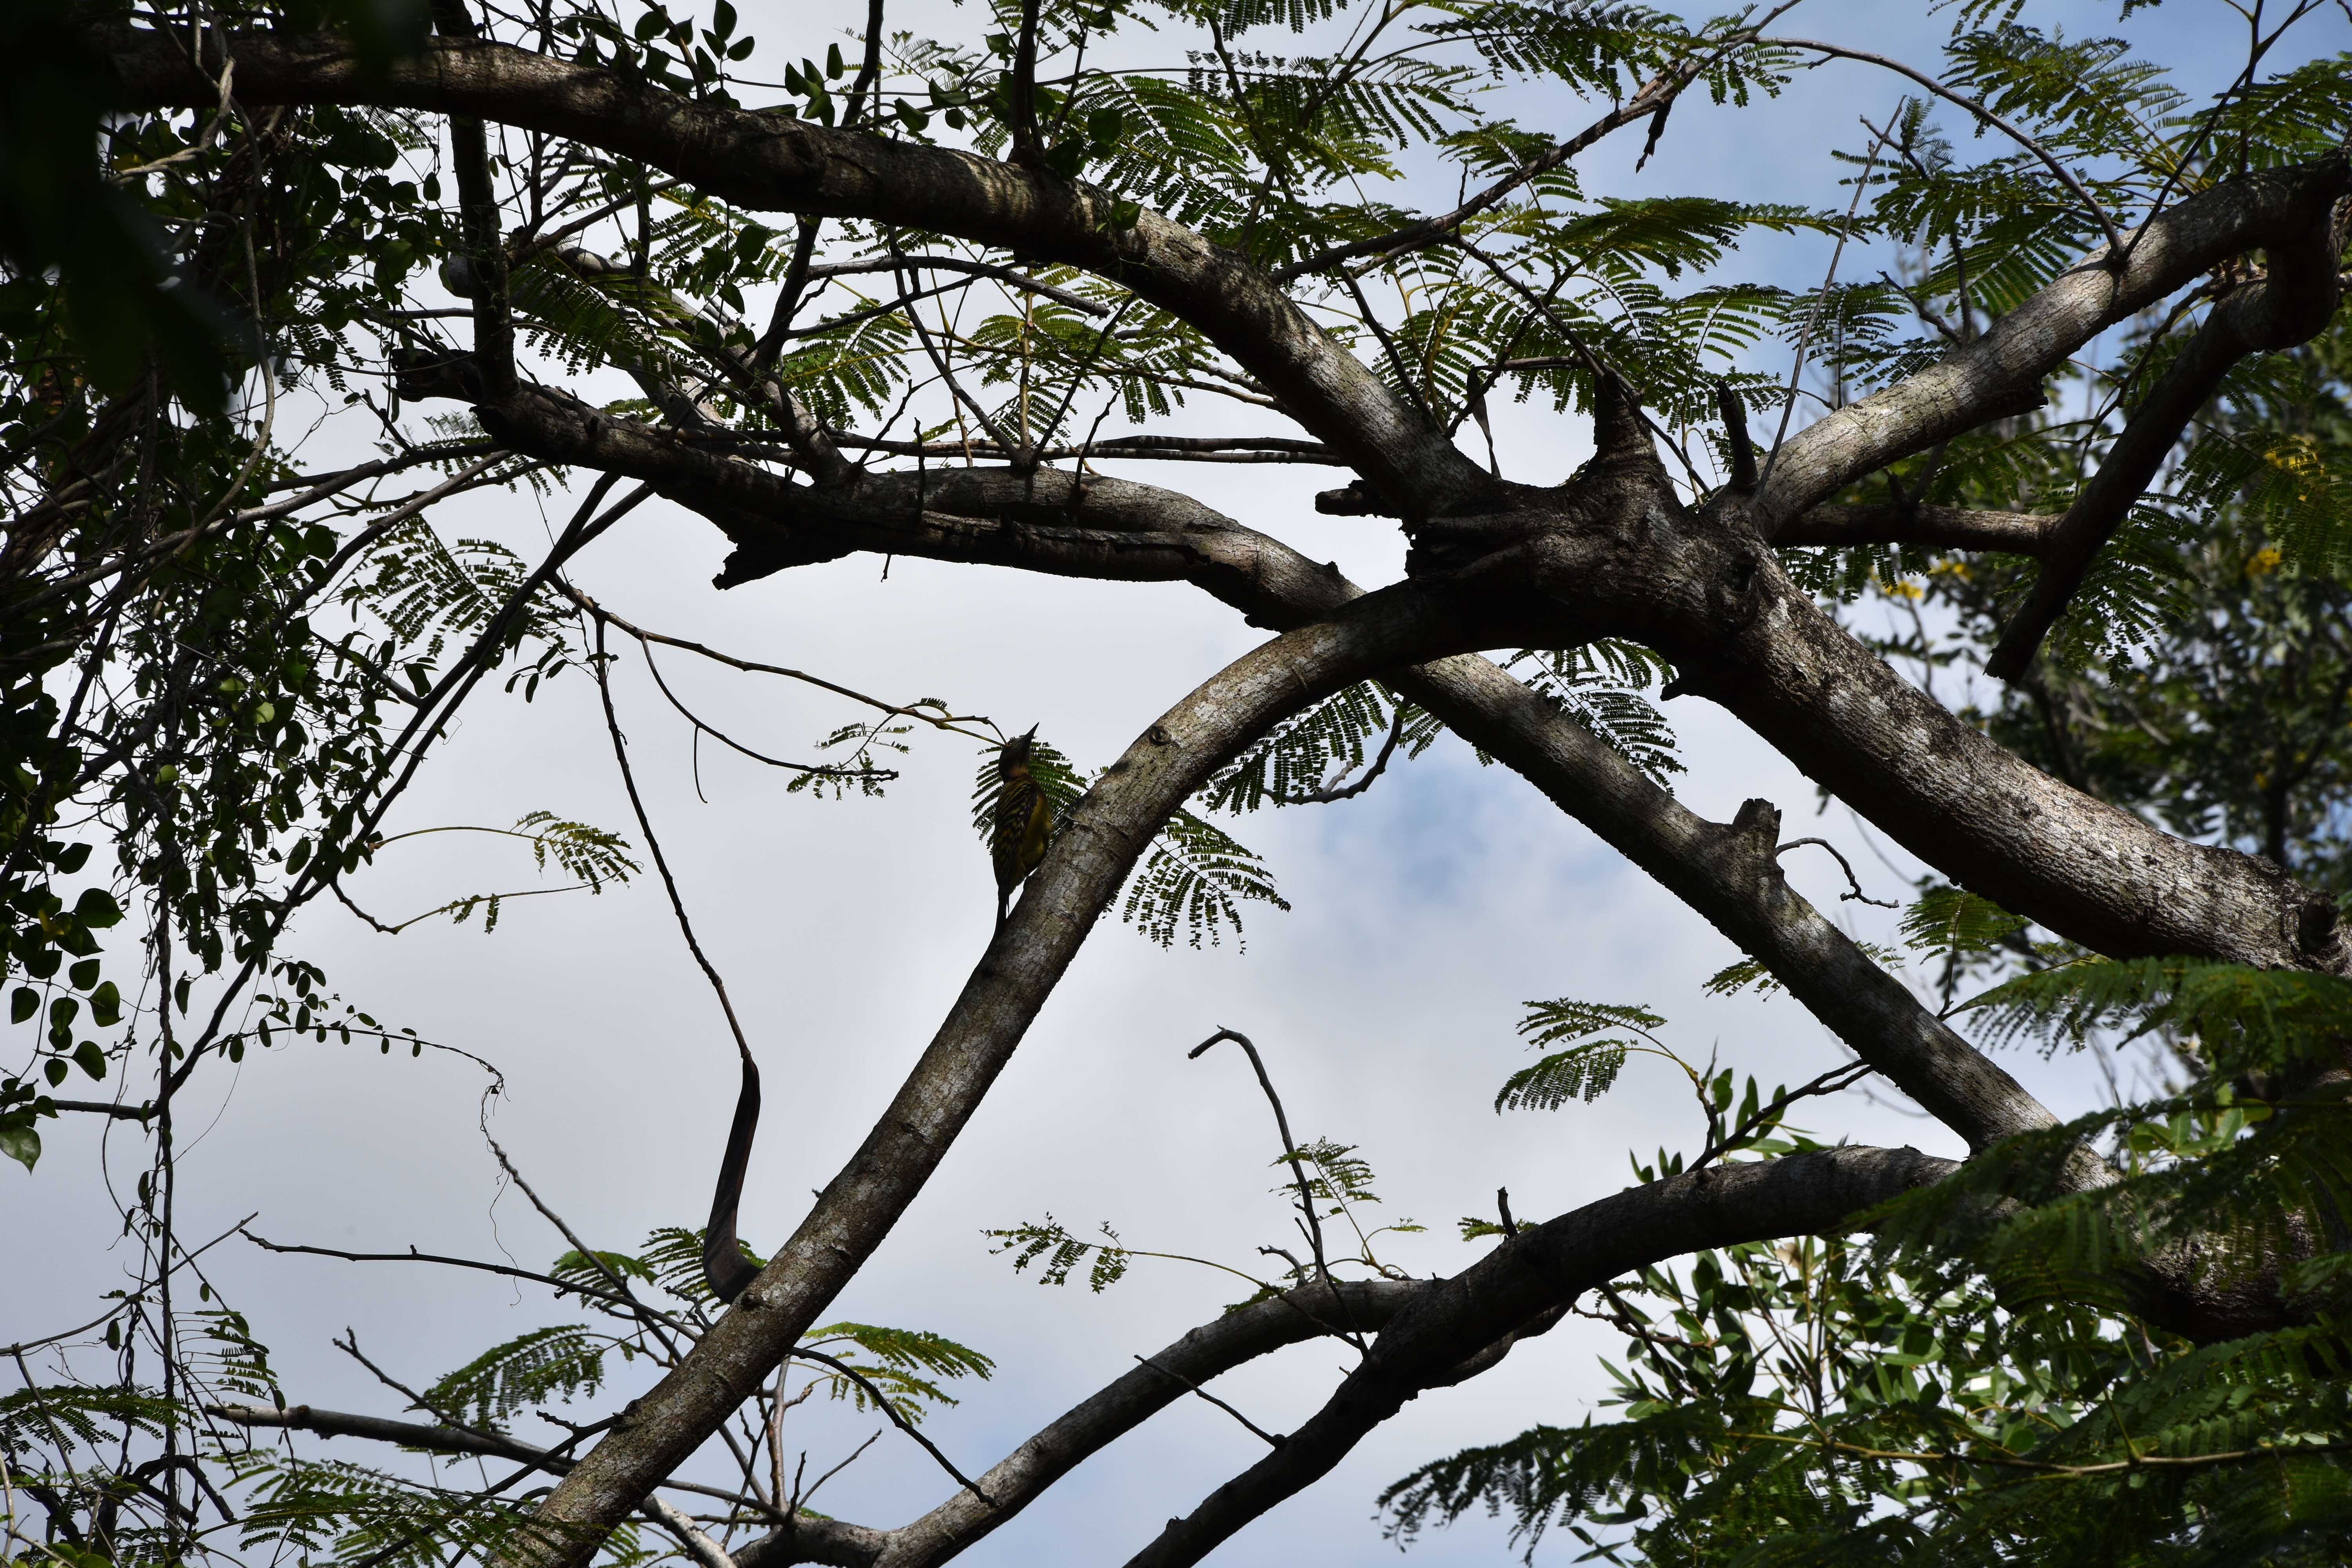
[88,19,1494,516]
[1120,1145,1962,1568]
[204,1404,798,1525]
[731,1279,1423,1568]
[1774,501,2055,555]
[1984,208,2352,679]
[1752,151,2352,531]
[505,573,1477,1564]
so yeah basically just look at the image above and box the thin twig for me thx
[1763,38,2129,260]
[1267,704,1407,806]
[236,1230,661,1318]
[558,586,996,742]
[784,1348,995,1505]
[792,1428,877,1513]
[1775,837,1899,908]
[1188,1030,1368,1352]
[1691,1060,1878,1172]
[1756,110,1897,493]
[1132,1356,1284,1447]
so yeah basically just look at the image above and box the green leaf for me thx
[1517,998,1666,1049]
[1902,886,2026,959]
[72,1040,105,1081]
[68,959,99,991]
[72,888,122,929]
[423,1326,608,1433]
[89,982,120,1027]
[10,987,35,1025]
[987,1216,1132,1292]
[0,1123,38,1171]
[1495,1043,1630,1112]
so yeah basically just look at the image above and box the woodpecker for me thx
[991,727,1053,927]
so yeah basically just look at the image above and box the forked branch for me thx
[1984,206,2351,678]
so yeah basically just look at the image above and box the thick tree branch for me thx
[432,1,517,400]
[578,441,2072,1163]
[1984,209,2352,678]
[1774,501,2055,555]
[86,20,1494,517]
[1501,454,2352,973]
[498,565,1477,1563]
[1752,152,2352,531]
[1121,1145,1961,1568]
[734,1280,1423,1568]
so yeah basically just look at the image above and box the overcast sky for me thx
[12,2,2348,1564]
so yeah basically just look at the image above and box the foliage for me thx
[987,1215,1138,1293]
[422,1327,610,1435]
[799,1322,997,1422]
[1497,644,1682,786]
[3,0,2350,1563]
[1388,962,2352,1564]
[1495,999,1668,1112]
[969,732,1290,947]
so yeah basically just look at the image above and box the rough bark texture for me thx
[1776,502,2055,555]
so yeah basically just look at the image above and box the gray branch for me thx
[1775,501,2055,556]
[1754,152,2352,531]
[1984,205,2352,678]
[89,18,1495,518]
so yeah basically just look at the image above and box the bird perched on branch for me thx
[991,726,1053,928]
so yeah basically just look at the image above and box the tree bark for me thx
[1753,154,2352,530]
[87,20,1494,517]
[1120,1145,1960,1568]
[506,583,1477,1563]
